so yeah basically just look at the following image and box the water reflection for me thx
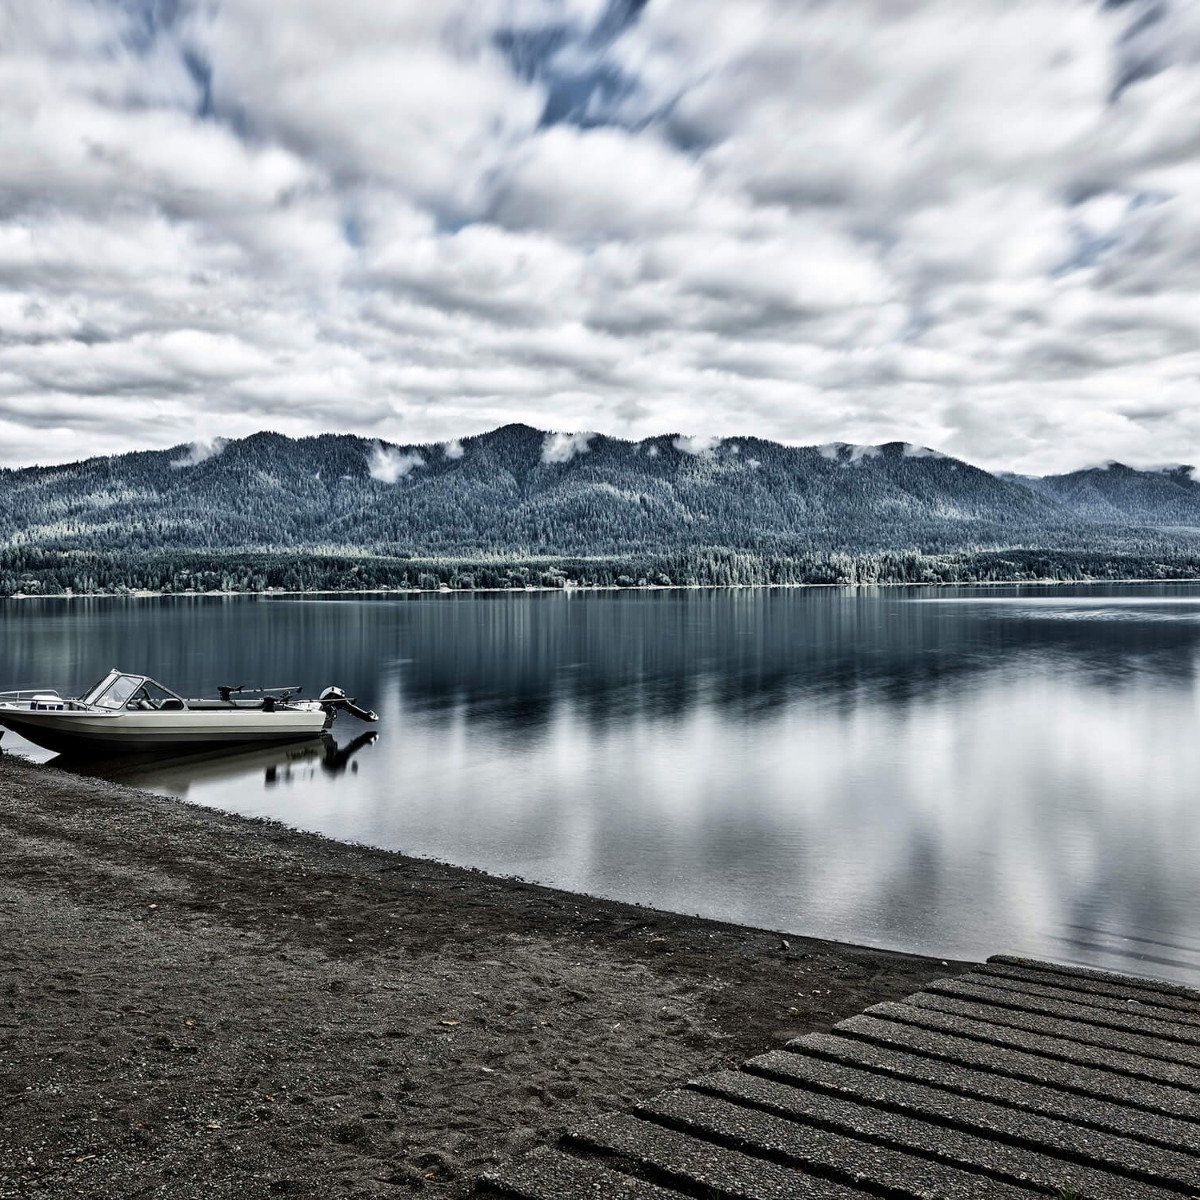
[2,586,1200,983]
[48,731,378,796]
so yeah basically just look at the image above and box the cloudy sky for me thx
[3,1,1200,472]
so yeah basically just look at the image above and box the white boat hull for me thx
[0,705,329,755]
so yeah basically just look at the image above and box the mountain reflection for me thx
[4,585,1200,983]
[6,587,1200,729]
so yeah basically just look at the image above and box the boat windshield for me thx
[126,681,185,710]
[80,671,122,705]
[90,674,145,710]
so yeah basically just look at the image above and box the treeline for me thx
[4,546,1200,598]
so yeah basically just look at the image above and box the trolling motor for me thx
[318,686,379,724]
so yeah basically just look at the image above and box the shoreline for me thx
[0,755,962,1199]
[7,574,1200,601]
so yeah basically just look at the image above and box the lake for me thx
[3,585,1200,983]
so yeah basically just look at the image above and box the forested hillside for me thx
[1011,462,1200,526]
[2,425,1199,595]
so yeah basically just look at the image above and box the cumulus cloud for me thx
[672,434,721,456]
[819,442,882,465]
[368,443,425,482]
[541,430,595,464]
[3,1,1200,473]
[170,436,228,469]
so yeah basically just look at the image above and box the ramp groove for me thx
[477,955,1200,1198]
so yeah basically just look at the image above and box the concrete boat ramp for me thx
[478,955,1200,1199]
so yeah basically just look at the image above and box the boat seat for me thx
[159,698,185,711]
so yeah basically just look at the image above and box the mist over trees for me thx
[3,425,1200,596]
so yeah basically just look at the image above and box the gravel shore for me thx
[0,754,964,1199]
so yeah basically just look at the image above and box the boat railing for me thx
[218,683,303,702]
[0,689,101,712]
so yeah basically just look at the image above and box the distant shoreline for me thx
[6,575,1200,601]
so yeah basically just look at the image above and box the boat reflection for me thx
[50,730,378,796]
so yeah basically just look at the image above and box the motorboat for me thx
[0,669,378,755]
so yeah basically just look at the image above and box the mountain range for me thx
[2,425,1199,593]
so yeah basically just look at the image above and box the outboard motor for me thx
[318,686,379,724]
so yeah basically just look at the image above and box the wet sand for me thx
[0,754,965,1198]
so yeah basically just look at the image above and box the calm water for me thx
[4,586,1200,983]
